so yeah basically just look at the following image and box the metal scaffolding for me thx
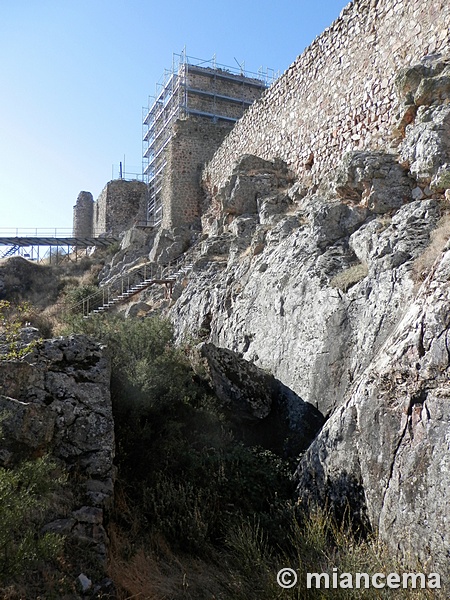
[142,50,277,226]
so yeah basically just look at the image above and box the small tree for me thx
[0,300,40,360]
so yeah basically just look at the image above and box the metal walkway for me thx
[0,236,118,248]
[0,229,119,261]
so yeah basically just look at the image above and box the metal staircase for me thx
[1,245,20,259]
[72,259,194,318]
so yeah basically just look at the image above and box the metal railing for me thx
[64,255,194,318]
[0,228,108,238]
[0,228,73,238]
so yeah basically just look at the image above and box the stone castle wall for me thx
[92,180,147,236]
[203,0,450,192]
[161,118,234,229]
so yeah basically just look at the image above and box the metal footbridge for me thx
[1,227,195,318]
[0,228,119,262]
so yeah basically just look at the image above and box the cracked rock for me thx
[296,246,450,576]
[0,334,115,577]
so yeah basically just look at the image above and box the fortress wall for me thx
[94,185,108,235]
[203,0,450,191]
[93,180,147,236]
[161,118,234,229]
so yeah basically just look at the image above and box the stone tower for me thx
[142,51,272,229]
[73,191,94,237]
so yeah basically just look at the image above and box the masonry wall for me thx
[203,0,450,192]
[161,118,234,229]
[93,180,148,236]
[73,191,94,237]
[184,66,265,103]
[186,92,252,120]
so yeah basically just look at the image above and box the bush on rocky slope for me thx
[69,314,444,599]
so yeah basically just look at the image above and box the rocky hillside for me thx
[2,55,449,594]
[166,55,450,575]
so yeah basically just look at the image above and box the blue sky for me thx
[0,0,350,231]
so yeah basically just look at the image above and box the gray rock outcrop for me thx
[167,56,450,574]
[296,240,450,576]
[0,334,114,566]
[171,152,441,417]
[80,55,450,577]
[397,54,450,190]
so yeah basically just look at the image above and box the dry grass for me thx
[412,212,450,284]
[106,506,445,600]
[330,262,369,292]
[108,526,232,600]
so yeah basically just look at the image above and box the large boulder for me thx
[199,342,324,456]
[296,243,450,576]
[332,151,413,213]
[215,155,294,218]
[396,54,450,107]
[394,55,450,140]
[400,104,450,188]
[395,55,450,189]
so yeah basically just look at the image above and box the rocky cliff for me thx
[167,55,450,575]
[0,334,115,593]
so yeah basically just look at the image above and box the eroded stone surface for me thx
[171,151,441,418]
[0,334,114,573]
[169,138,448,573]
[296,245,450,576]
[400,104,450,186]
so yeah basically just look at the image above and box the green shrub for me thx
[0,456,65,581]
[84,314,443,599]
[142,476,216,553]
[0,300,40,360]
[68,315,295,557]
[63,283,101,315]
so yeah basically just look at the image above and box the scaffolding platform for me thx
[142,50,277,226]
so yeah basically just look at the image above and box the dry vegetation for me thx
[330,262,369,292]
[412,212,450,284]
[0,248,113,336]
[1,240,449,597]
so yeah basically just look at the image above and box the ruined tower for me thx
[142,51,273,229]
[73,191,94,237]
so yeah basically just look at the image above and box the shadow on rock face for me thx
[296,458,371,534]
[199,342,325,458]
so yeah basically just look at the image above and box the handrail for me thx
[0,228,106,238]
[63,256,190,317]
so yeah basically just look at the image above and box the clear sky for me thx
[0,0,351,231]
